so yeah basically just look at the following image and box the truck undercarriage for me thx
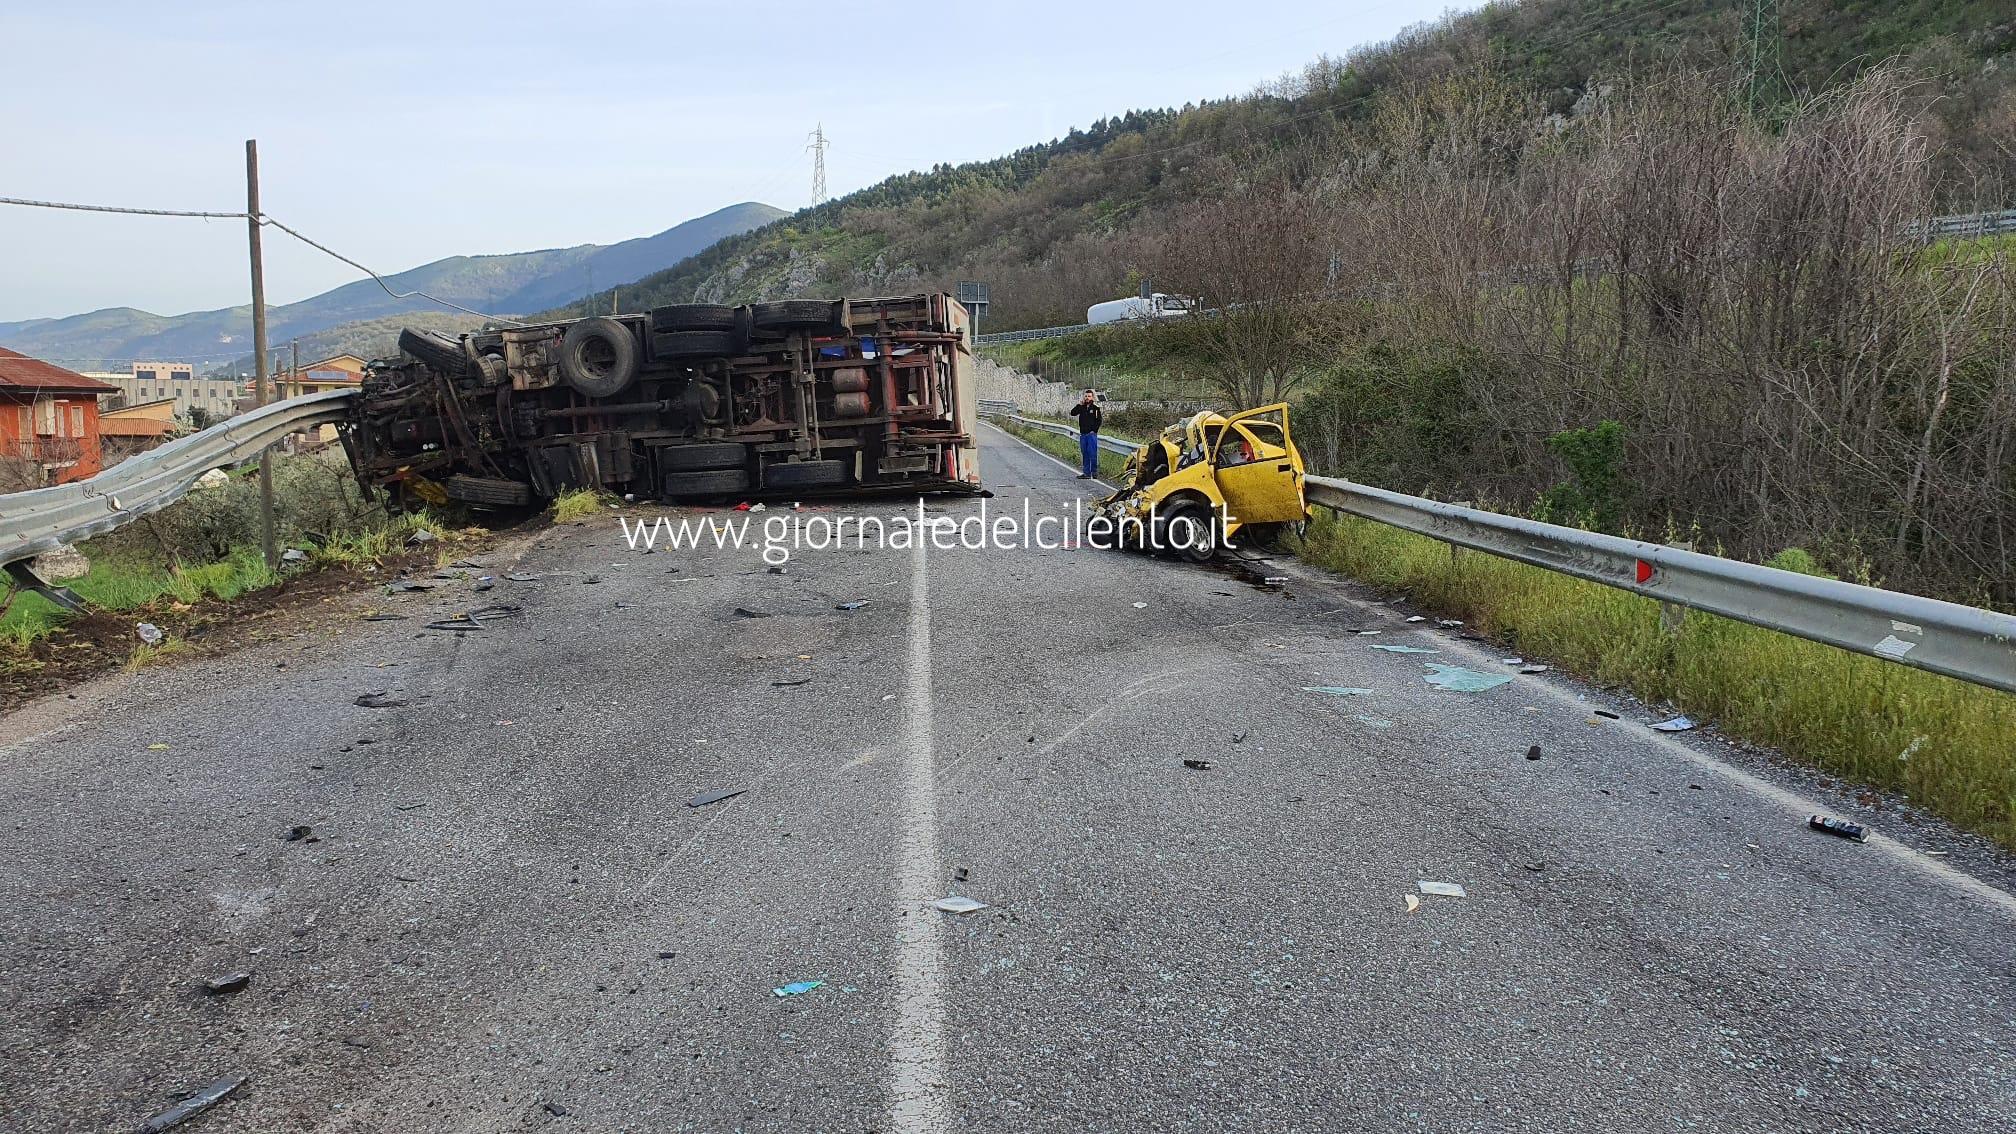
[340,293,981,508]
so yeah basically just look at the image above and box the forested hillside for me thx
[545,0,2015,330]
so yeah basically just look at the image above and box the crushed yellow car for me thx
[1087,403,1309,561]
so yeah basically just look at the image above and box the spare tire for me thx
[657,442,747,471]
[652,330,739,360]
[558,317,639,398]
[650,303,738,333]
[399,328,473,376]
[751,299,850,336]
[762,459,849,489]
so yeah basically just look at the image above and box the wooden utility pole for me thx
[291,339,300,400]
[246,139,277,569]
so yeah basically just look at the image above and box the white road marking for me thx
[889,533,949,1131]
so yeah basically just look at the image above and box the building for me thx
[277,353,368,399]
[0,347,119,487]
[97,397,183,463]
[89,362,247,422]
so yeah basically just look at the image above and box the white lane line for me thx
[980,420,1114,492]
[889,532,949,1132]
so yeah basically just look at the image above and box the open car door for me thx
[1209,403,1306,525]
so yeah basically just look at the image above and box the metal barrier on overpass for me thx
[982,407,2016,695]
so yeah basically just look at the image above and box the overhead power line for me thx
[0,195,247,220]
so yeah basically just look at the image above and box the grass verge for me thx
[3,548,278,648]
[550,488,612,523]
[1294,511,2016,850]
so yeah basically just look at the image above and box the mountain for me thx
[531,0,2015,332]
[0,201,785,368]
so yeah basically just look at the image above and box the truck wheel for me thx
[762,459,848,489]
[751,299,850,335]
[652,330,739,359]
[663,469,750,497]
[559,317,639,398]
[1161,502,1221,564]
[650,304,738,333]
[399,328,473,376]
[657,442,747,471]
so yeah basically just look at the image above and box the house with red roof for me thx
[0,346,121,487]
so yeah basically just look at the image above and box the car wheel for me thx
[399,327,473,376]
[762,459,849,489]
[652,330,739,360]
[650,304,739,333]
[1161,502,1221,563]
[559,317,640,398]
[662,468,750,497]
[657,442,747,472]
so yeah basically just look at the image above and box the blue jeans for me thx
[1078,431,1099,477]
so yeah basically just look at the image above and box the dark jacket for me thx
[1069,401,1103,435]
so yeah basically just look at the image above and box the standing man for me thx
[1068,388,1102,480]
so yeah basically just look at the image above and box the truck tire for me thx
[751,299,850,336]
[662,469,750,497]
[399,328,473,376]
[559,317,639,398]
[657,442,747,471]
[652,330,739,360]
[762,459,849,489]
[650,303,738,333]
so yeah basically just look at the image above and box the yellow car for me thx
[1088,403,1309,561]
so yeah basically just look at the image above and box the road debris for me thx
[1182,758,1213,770]
[1370,644,1439,654]
[772,678,812,687]
[733,607,770,618]
[836,601,869,611]
[1809,815,1869,842]
[148,743,170,751]
[354,692,408,708]
[136,622,164,646]
[406,529,436,546]
[138,1075,247,1133]
[1303,686,1374,697]
[1132,601,1148,609]
[1405,615,1426,623]
[1231,730,1248,743]
[773,980,823,997]
[933,896,988,914]
[953,866,970,882]
[504,572,538,582]
[1650,716,1696,732]
[281,548,308,562]
[1501,657,1523,665]
[361,613,408,622]
[1404,894,1421,913]
[767,565,786,575]
[202,972,251,995]
[1593,709,1621,720]
[581,574,601,584]
[281,825,312,842]
[1519,665,1550,674]
[1417,881,1467,898]
[1437,619,1464,627]
[1422,664,1512,692]
[423,604,524,632]
[543,1100,571,1117]
[387,579,444,593]
[686,788,747,808]
[473,576,496,592]
[1525,745,1542,760]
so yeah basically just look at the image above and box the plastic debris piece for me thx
[748,503,768,513]
[1182,758,1213,770]
[734,607,770,618]
[136,622,164,646]
[1404,894,1420,913]
[147,742,170,751]
[767,565,786,575]
[203,972,251,995]
[354,692,408,708]
[1303,686,1374,697]
[1519,665,1550,674]
[836,601,869,611]
[1354,630,1383,636]
[504,572,538,582]
[1353,715,1394,729]
[1422,664,1512,692]
[1370,644,1439,654]
[406,529,436,546]
[773,980,823,997]
[1131,601,1148,609]
[474,576,495,592]
[1808,815,1868,842]
[1650,716,1696,732]
[281,548,308,562]
[1525,745,1542,760]
[1417,881,1467,898]
[282,825,312,842]
[1593,709,1621,719]
[687,788,747,808]
[362,613,408,622]
[543,1101,571,1117]
[772,678,812,687]
[1502,657,1523,665]
[1437,619,1465,627]
[1405,615,1426,623]
[933,896,988,915]
[138,1075,247,1133]
[953,866,970,882]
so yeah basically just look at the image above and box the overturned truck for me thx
[341,294,981,507]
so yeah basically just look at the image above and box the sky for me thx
[0,0,1468,324]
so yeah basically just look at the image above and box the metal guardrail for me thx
[0,389,359,571]
[980,404,2016,694]
[976,323,1095,346]
[1909,209,2016,239]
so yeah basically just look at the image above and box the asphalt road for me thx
[3,424,2013,1133]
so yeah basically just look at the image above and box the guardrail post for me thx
[1658,540,1693,634]
[1448,502,1473,566]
